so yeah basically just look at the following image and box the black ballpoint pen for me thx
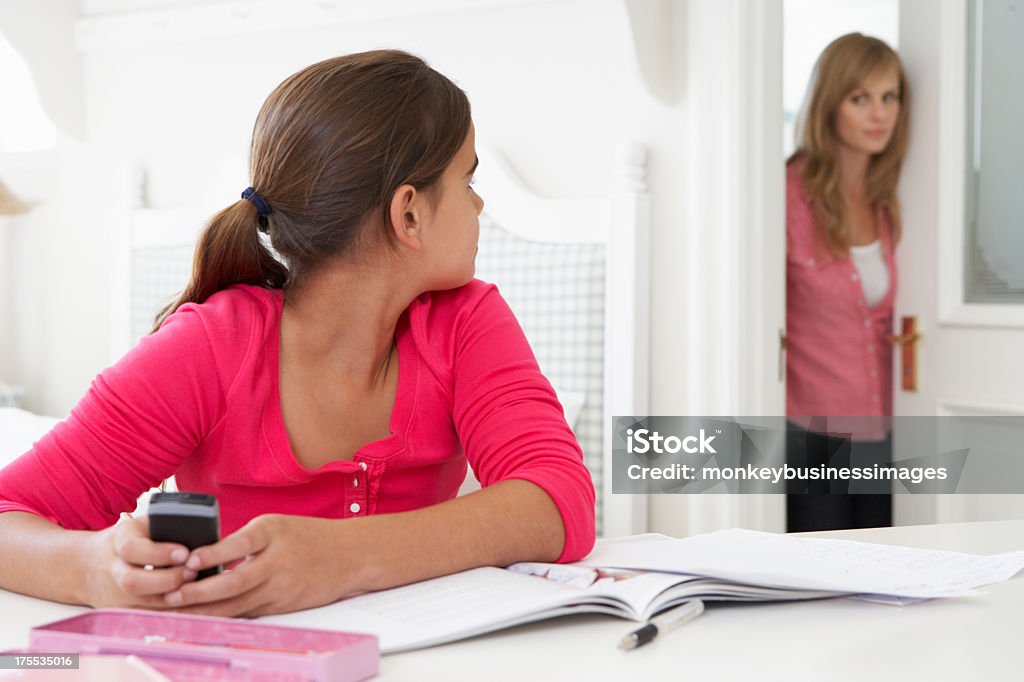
[619,599,705,650]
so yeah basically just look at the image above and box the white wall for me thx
[0,0,94,414]
[1,0,697,420]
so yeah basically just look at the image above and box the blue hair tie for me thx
[241,186,272,229]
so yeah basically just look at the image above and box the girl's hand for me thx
[161,514,364,617]
[82,515,196,608]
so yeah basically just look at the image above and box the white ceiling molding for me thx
[75,0,680,115]
[75,0,555,50]
[75,0,676,107]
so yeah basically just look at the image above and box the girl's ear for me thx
[389,184,424,251]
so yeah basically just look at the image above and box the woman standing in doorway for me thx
[786,33,910,532]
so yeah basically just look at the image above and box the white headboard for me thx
[109,206,206,360]
[473,144,650,537]
[112,145,651,538]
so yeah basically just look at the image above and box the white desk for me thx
[2,520,1022,681]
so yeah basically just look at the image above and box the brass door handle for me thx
[895,316,920,392]
[888,332,922,346]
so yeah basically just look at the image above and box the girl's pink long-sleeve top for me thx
[0,281,596,563]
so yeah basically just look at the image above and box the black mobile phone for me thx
[148,491,222,580]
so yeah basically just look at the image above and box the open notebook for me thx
[262,559,835,653]
[261,529,1024,654]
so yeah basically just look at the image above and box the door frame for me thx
[657,0,786,537]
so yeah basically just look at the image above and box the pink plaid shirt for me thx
[786,160,897,441]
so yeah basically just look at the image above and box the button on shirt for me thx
[785,160,897,441]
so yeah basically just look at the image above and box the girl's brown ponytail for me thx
[151,49,470,331]
[152,199,287,331]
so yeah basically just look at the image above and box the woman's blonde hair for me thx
[790,33,909,255]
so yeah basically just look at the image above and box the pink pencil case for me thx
[28,609,378,681]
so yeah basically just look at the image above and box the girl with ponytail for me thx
[0,50,595,616]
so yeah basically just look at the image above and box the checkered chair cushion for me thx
[475,214,606,533]
[131,246,194,342]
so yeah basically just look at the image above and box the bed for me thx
[4,144,651,537]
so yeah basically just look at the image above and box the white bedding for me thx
[0,407,61,468]
[0,407,163,515]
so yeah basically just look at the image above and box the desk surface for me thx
[3,520,1022,681]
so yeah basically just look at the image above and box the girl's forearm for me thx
[0,480,570,609]
[0,512,92,605]
[347,479,566,593]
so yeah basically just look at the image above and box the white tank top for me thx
[850,239,889,307]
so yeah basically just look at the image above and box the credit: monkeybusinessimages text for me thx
[613,417,1024,494]
[626,462,949,485]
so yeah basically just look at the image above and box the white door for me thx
[894,0,1024,525]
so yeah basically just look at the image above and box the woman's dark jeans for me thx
[785,421,892,533]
